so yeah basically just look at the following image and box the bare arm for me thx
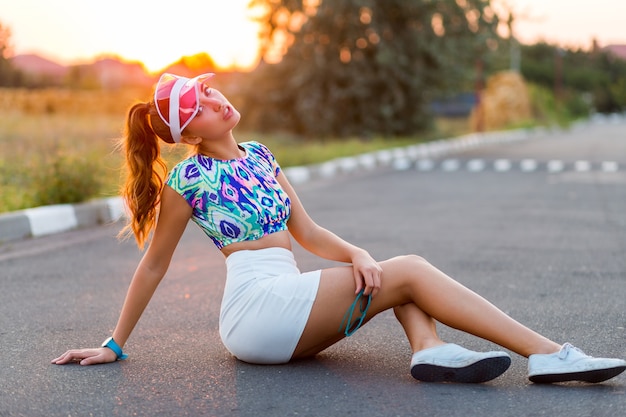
[277,172,382,296]
[52,186,192,365]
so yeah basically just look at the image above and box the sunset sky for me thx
[1,0,625,73]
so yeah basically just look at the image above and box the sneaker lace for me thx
[558,342,585,359]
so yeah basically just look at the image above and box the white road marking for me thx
[547,160,565,173]
[441,159,460,172]
[601,161,619,172]
[574,160,591,172]
[416,159,435,171]
[494,159,512,172]
[520,159,538,172]
[467,159,486,172]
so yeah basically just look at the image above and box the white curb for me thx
[24,204,78,237]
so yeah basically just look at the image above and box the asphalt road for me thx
[1,118,625,417]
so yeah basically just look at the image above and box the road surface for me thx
[1,117,625,416]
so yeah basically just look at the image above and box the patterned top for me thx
[165,141,291,249]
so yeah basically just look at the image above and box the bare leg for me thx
[393,303,444,352]
[292,254,560,359]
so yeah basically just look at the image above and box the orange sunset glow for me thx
[1,0,263,73]
[1,0,625,73]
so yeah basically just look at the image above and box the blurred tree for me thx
[520,42,626,114]
[241,0,501,138]
[593,51,626,113]
[609,77,626,109]
[0,22,21,87]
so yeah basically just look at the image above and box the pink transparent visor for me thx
[154,73,215,143]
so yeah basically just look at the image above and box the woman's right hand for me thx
[51,347,118,366]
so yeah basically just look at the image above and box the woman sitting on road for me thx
[52,72,625,384]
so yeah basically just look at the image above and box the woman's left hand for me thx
[351,250,383,297]
[51,347,118,366]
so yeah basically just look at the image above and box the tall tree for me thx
[0,22,19,87]
[520,42,626,114]
[241,0,501,137]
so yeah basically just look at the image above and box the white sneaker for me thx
[410,343,511,383]
[528,343,626,383]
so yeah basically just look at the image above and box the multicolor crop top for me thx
[165,141,291,249]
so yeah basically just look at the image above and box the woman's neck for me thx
[196,136,243,160]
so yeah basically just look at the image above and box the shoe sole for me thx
[411,356,511,383]
[529,365,626,383]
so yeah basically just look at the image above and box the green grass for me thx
[0,111,122,212]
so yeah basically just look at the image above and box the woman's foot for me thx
[528,343,626,383]
[410,343,511,383]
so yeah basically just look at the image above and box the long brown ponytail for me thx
[118,102,174,249]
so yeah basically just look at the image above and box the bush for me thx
[31,152,103,207]
[527,83,591,126]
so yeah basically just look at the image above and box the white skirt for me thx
[219,247,321,364]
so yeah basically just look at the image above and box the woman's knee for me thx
[386,254,430,271]
[378,254,432,297]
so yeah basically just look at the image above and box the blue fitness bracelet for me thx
[101,337,128,360]
[338,289,372,337]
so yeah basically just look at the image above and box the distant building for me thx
[593,38,626,60]
[603,44,626,60]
